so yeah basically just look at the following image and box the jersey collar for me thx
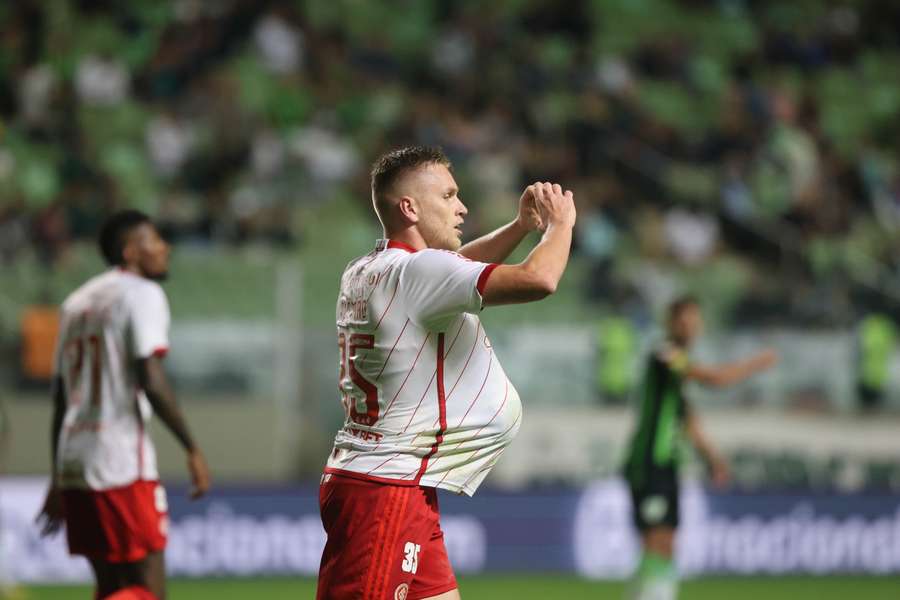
[376,239,418,253]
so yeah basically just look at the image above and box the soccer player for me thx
[317,146,576,600]
[35,210,211,600]
[623,295,778,600]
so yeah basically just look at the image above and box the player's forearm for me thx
[458,219,530,264]
[481,220,573,304]
[689,356,768,388]
[519,219,573,293]
[686,416,721,466]
[139,358,198,452]
[145,387,197,453]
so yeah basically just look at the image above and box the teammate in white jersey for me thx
[36,210,210,600]
[317,146,576,600]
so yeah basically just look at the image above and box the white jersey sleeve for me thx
[127,284,170,358]
[399,249,496,331]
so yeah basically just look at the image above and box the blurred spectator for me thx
[1,0,899,327]
[75,55,130,106]
[855,314,898,412]
[663,206,720,265]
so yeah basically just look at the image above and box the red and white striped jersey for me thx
[53,269,170,491]
[325,239,523,496]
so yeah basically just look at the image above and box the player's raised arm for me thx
[137,357,210,499]
[684,349,778,388]
[458,185,544,264]
[481,182,576,306]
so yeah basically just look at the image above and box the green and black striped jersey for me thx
[623,343,692,488]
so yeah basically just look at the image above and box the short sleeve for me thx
[399,249,497,330]
[127,283,171,359]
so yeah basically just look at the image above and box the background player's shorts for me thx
[317,472,457,600]
[62,480,168,563]
[628,468,680,531]
[106,586,158,600]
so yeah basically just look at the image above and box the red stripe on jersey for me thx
[387,240,418,253]
[381,333,431,418]
[401,367,438,433]
[435,382,515,485]
[347,316,469,470]
[364,452,401,476]
[409,317,470,441]
[458,407,522,490]
[476,263,499,296]
[374,280,400,331]
[454,358,493,428]
[415,333,447,483]
[446,322,481,400]
[426,364,497,475]
[375,318,409,382]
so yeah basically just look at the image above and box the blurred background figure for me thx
[623,296,776,600]
[855,313,897,413]
[1,0,899,598]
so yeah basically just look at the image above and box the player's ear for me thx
[397,196,419,224]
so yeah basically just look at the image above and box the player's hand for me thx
[711,459,730,489]
[533,182,576,229]
[35,485,65,537]
[187,449,211,500]
[515,185,545,232]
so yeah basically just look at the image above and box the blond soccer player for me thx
[316,146,576,600]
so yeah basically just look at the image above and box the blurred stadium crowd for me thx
[2,0,900,326]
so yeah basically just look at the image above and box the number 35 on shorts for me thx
[401,542,421,574]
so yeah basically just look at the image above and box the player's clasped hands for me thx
[521,182,576,232]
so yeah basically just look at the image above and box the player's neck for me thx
[383,227,427,252]
[117,264,145,278]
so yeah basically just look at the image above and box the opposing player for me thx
[36,210,211,600]
[317,146,576,600]
[623,295,777,600]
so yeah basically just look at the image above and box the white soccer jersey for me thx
[325,239,523,496]
[53,269,170,491]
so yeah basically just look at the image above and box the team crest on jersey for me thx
[394,583,409,600]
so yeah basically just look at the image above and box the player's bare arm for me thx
[684,411,729,488]
[481,182,576,305]
[36,376,67,537]
[457,185,544,263]
[685,348,778,388]
[137,356,211,499]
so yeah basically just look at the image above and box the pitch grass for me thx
[21,575,900,600]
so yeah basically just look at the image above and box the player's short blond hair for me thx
[370,145,451,206]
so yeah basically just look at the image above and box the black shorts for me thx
[628,468,680,531]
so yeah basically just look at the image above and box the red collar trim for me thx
[379,239,419,253]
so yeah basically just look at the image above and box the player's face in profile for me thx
[412,163,468,251]
[128,223,170,281]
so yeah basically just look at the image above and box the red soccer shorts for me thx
[316,472,458,600]
[104,586,158,600]
[62,480,168,564]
